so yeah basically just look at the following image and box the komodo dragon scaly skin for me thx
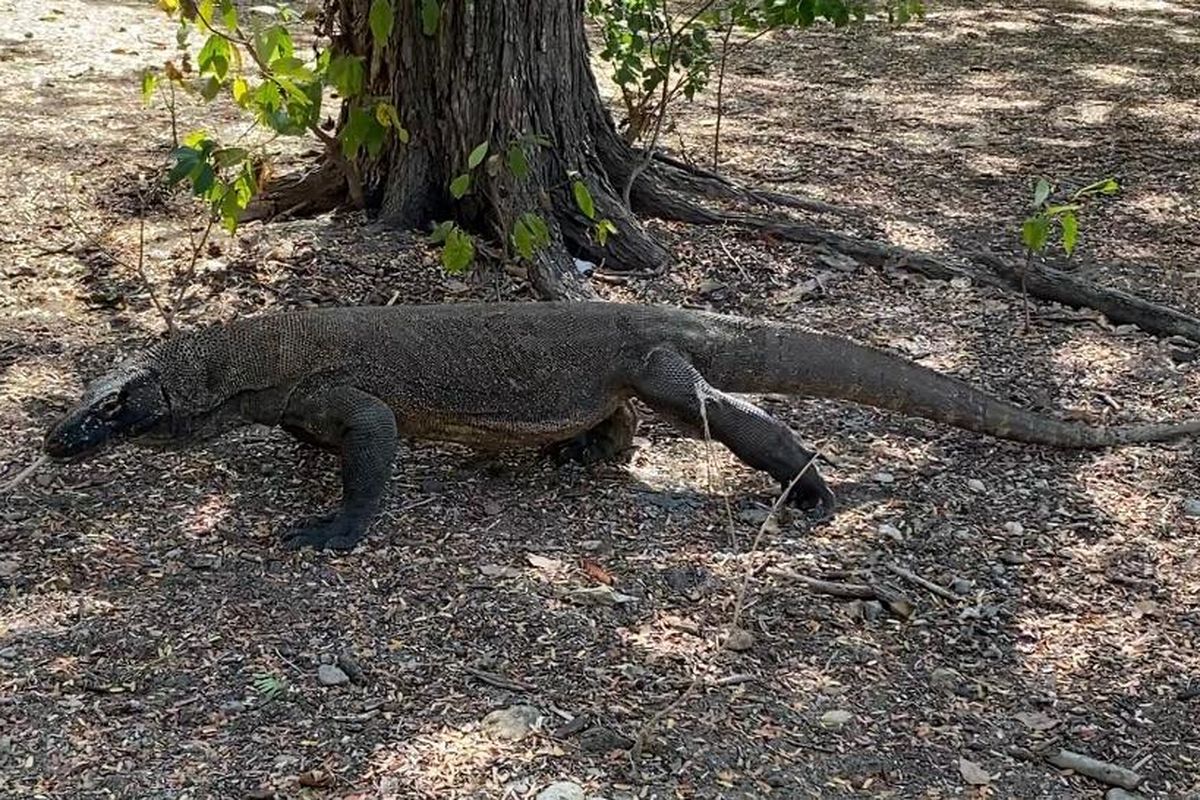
[43,302,1200,551]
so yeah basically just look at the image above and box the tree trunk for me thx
[323,0,670,298]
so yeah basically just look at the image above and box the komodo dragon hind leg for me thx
[632,348,835,512]
[278,386,398,551]
[543,401,638,466]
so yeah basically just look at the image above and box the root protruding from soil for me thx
[240,161,348,224]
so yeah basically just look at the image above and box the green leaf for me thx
[421,0,440,35]
[522,212,550,248]
[197,34,231,80]
[255,24,293,63]
[428,220,454,244]
[449,173,471,199]
[199,75,222,100]
[140,70,158,106]
[1099,178,1119,195]
[231,76,250,106]
[369,0,394,47]
[219,0,237,29]
[168,146,203,184]
[1060,211,1078,255]
[442,227,475,274]
[572,179,596,220]
[212,146,249,168]
[467,141,489,170]
[506,144,529,179]
[327,54,365,98]
[512,217,534,260]
[1032,178,1051,208]
[341,106,387,159]
[596,218,618,246]
[1021,216,1050,253]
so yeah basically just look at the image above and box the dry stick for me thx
[695,386,739,549]
[711,22,735,171]
[885,563,960,602]
[1045,749,1143,790]
[0,455,49,494]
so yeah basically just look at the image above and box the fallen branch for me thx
[766,567,914,619]
[886,564,960,602]
[1045,749,1143,790]
[1,454,48,494]
[636,196,1200,345]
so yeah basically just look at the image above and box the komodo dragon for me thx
[43,301,1200,551]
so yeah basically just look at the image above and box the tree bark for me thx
[319,0,671,298]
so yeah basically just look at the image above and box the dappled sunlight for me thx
[0,590,113,640]
[181,492,233,537]
[364,719,577,798]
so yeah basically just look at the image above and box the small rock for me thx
[482,499,502,516]
[819,709,853,729]
[873,472,895,484]
[878,523,903,542]
[862,600,884,620]
[536,782,586,800]
[482,704,542,741]
[219,700,245,714]
[951,578,974,595]
[580,725,634,753]
[317,664,350,686]
[1003,521,1025,535]
[967,479,986,493]
[420,476,444,493]
[1106,789,1146,800]
[930,667,960,691]
[480,563,522,579]
[337,650,364,683]
[188,553,220,570]
[1184,498,1200,518]
[698,279,728,299]
[998,551,1029,565]
[723,627,755,652]
[0,560,19,578]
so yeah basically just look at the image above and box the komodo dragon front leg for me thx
[277,386,398,551]
[632,348,835,510]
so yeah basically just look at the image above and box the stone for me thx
[317,664,350,686]
[873,472,895,484]
[537,782,586,800]
[967,479,986,493]
[930,667,960,691]
[723,627,755,652]
[1184,498,1200,518]
[819,709,853,729]
[482,704,542,741]
[580,725,634,753]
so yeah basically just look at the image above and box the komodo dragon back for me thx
[42,301,1199,552]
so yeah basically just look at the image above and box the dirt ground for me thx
[2,0,1199,798]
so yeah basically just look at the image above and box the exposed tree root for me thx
[641,194,1200,344]
[240,161,348,224]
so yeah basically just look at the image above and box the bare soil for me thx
[1,1,1198,798]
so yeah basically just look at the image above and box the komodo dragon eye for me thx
[95,391,125,418]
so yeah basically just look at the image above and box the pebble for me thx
[0,560,19,578]
[878,524,903,542]
[873,472,895,484]
[1003,521,1025,535]
[951,578,974,595]
[723,627,755,652]
[219,700,245,714]
[580,725,634,753]
[317,664,350,686]
[336,650,364,683]
[819,709,853,729]
[1106,790,1146,800]
[967,479,986,493]
[930,667,960,691]
[481,704,542,741]
[1184,498,1200,518]
[536,782,586,800]
[998,551,1029,565]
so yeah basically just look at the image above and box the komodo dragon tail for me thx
[702,318,1200,448]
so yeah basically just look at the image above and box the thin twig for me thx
[137,198,176,334]
[712,21,735,170]
[1,455,49,494]
[886,563,960,602]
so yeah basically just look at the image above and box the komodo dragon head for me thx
[43,357,176,460]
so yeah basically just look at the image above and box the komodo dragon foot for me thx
[281,512,370,552]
